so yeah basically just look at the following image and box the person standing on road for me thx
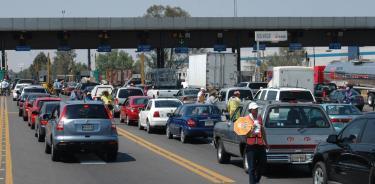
[206,93,218,105]
[197,88,206,104]
[85,92,93,101]
[70,88,79,100]
[0,79,9,96]
[227,91,241,119]
[53,79,62,97]
[246,102,268,184]
[101,91,114,112]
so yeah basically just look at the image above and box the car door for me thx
[222,106,243,156]
[140,101,152,126]
[122,99,129,117]
[169,106,183,134]
[333,119,367,183]
[46,107,60,144]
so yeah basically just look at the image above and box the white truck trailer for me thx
[268,66,314,92]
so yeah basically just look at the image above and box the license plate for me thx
[205,120,214,126]
[291,154,306,162]
[82,124,94,131]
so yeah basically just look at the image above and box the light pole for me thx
[234,0,238,17]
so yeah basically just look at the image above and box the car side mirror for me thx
[42,114,50,120]
[326,134,338,144]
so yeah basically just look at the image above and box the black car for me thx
[312,113,375,184]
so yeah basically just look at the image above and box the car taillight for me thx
[56,107,67,131]
[31,114,37,122]
[41,120,48,125]
[331,118,351,123]
[331,118,339,122]
[153,111,160,117]
[187,119,196,127]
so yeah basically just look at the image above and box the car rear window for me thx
[279,91,314,102]
[28,94,50,101]
[38,100,60,109]
[43,103,59,114]
[228,90,253,100]
[326,105,362,115]
[184,89,199,96]
[266,106,330,128]
[118,89,143,98]
[155,100,181,108]
[248,83,267,89]
[132,98,149,105]
[24,88,46,93]
[94,87,113,96]
[183,106,220,116]
[65,104,109,119]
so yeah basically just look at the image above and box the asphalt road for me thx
[4,96,314,184]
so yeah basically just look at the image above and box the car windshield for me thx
[279,91,314,102]
[236,83,248,87]
[266,106,330,128]
[228,90,253,100]
[132,98,149,105]
[155,100,182,108]
[326,105,362,115]
[38,100,60,109]
[184,89,199,96]
[183,106,220,116]
[119,89,143,98]
[24,88,46,93]
[65,104,109,119]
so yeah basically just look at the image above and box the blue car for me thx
[166,104,222,143]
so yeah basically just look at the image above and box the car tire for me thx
[126,116,131,126]
[31,123,35,129]
[104,150,117,162]
[146,120,153,134]
[18,109,22,117]
[368,93,375,107]
[51,143,61,162]
[180,129,188,143]
[166,125,173,139]
[120,114,124,123]
[114,111,120,118]
[23,115,28,122]
[138,121,143,130]
[37,127,44,142]
[313,161,328,184]
[217,139,230,164]
[44,138,51,154]
[12,98,15,101]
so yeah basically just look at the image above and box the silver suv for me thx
[44,101,118,162]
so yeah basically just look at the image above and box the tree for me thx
[260,48,306,72]
[95,50,134,73]
[51,50,77,78]
[29,52,48,80]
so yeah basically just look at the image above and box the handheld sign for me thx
[234,116,254,136]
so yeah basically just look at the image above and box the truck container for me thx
[187,53,238,90]
[314,66,326,84]
[268,66,314,92]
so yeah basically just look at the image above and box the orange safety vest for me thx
[246,115,265,146]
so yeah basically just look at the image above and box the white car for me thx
[90,85,114,100]
[20,85,48,97]
[139,98,182,133]
[13,83,31,101]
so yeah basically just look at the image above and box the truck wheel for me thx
[368,93,375,107]
[313,162,328,184]
[217,139,230,164]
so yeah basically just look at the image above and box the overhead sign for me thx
[15,45,31,51]
[348,46,360,61]
[214,44,227,52]
[97,45,111,52]
[289,43,302,51]
[252,43,266,51]
[175,47,189,54]
[255,31,288,42]
[137,44,152,52]
[329,43,341,50]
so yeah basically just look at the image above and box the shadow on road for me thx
[58,151,136,164]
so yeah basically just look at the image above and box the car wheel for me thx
[37,127,44,142]
[166,125,173,139]
[23,115,28,122]
[114,111,120,118]
[313,161,328,184]
[34,125,38,137]
[126,116,131,125]
[44,138,51,154]
[138,120,143,130]
[18,109,22,117]
[368,93,375,107]
[104,150,117,162]
[243,148,249,173]
[146,120,153,134]
[31,123,35,129]
[217,139,230,164]
[51,143,61,162]
[120,114,124,123]
[12,98,15,101]
[180,129,188,143]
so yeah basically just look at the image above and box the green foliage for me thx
[144,5,190,18]
[260,48,306,72]
[95,50,134,72]
[51,50,77,78]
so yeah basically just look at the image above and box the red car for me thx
[120,96,150,125]
[27,97,61,129]
[22,93,50,122]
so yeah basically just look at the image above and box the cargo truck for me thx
[187,53,238,90]
[268,66,314,93]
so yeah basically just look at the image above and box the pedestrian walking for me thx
[53,79,62,97]
[246,102,268,184]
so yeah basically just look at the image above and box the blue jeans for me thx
[247,145,267,184]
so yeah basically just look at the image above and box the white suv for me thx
[254,87,316,103]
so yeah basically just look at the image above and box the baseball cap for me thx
[248,102,259,110]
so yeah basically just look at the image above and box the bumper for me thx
[185,127,213,137]
[150,118,168,127]
[54,136,118,152]
[127,112,139,121]
[266,153,314,164]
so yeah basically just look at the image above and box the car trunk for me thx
[63,119,112,136]
[190,115,221,128]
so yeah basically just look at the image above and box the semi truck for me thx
[268,66,314,93]
[187,53,238,90]
[324,60,375,106]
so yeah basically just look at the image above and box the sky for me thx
[2,0,375,72]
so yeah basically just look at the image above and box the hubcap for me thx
[314,167,324,184]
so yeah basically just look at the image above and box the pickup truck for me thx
[147,87,179,99]
[213,101,335,172]
[216,87,253,113]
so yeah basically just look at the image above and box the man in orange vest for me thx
[246,102,268,184]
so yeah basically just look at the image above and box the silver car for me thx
[44,101,118,162]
